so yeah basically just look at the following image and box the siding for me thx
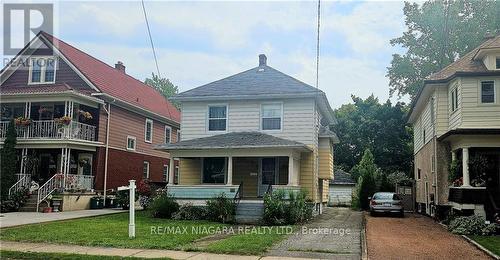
[460,77,500,128]
[435,86,449,136]
[300,149,317,202]
[318,138,333,179]
[448,79,462,130]
[321,179,329,203]
[414,91,436,154]
[179,158,202,185]
[101,105,178,158]
[180,98,316,145]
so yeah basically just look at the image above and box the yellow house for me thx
[156,55,338,221]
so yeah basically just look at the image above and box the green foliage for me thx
[377,173,393,192]
[469,154,490,187]
[206,193,235,223]
[387,171,413,187]
[448,215,497,236]
[263,190,312,225]
[448,159,461,183]
[354,150,378,210]
[149,193,179,219]
[1,120,18,200]
[388,0,500,99]
[0,188,30,213]
[144,73,180,109]
[332,95,413,175]
[173,203,208,220]
[115,190,139,210]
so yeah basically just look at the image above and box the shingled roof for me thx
[38,32,180,122]
[426,35,500,82]
[173,55,322,100]
[156,131,311,150]
[330,169,355,185]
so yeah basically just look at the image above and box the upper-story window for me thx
[127,136,136,151]
[496,57,500,69]
[177,130,181,143]
[261,103,282,130]
[145,118,153,143]
[481,81,495,103]
[208,105,227,131]
[29,57,56,84]
[451,87,459,112]
[165,125,172,143]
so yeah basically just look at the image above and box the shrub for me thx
[116,190,139,210]
[448,215,497,236]
[172,203,208,220]
[0,188,30,213]
[263,189,287,225]
[150,193,179,218]
[353,149,378,210]
[286,190,312,224]
[206,193,235,223]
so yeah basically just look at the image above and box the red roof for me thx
[0,83,72,94]
[40,32,180,122]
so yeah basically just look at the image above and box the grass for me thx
[0,212,290,255]
[470,235,500,256]
[0,250,170,260]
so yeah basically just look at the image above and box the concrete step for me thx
[236,209,263,216]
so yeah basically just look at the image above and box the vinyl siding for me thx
[300,150,316,202]
[448,79,462,130]
[328,185,353,206]
[460,77,500,128]
[318,138,333,179]
[321,179,329,202]
[435,86,449,136]
[180,98,316,145]
[414,92,436,154]
[179,158,202,185]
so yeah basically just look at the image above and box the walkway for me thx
[1,240,313,259]
[0,209,125,228]
[365,213,490,259]
[266,207,363,259]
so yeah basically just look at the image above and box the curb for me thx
[462,235,500,260]
[361,212,368,260]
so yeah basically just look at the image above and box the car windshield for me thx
[373,193,398,200]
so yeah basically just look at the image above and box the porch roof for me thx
[155,131,311,151]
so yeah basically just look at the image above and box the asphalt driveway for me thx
[266,207,363,259]
[366,213,491,259]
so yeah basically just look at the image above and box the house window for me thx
[145,119,153,143]
[422,129,426,143]
[208,105,227,131]
[127,136,136,151]
[496,57,500,69]
[163,165,169,182]
[451,87,459,112]
[202,157,226,184]
[431,155,436,173]
[261,103,282,130]
[1,104,25,121]
[143,161,150,179]
[177,130,181,143]
[481,81,495,103]
[29,57,56,84]
[417,168,421,179]
[165,126,172,144]
[174,166,179,184]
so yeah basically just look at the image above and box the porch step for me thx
[235,202,264,224]
[18,195,47,212]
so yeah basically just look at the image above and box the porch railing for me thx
[8,174,32,198]
[0,120,96,142]
[64,174,94,191]
[37,174,64,212]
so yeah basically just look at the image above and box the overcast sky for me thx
[38,1,410,107]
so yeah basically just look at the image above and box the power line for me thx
[141,0,161,77]
[316,0,321,90]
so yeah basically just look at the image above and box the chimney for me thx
[259,54,267,66]
[115,61,125,73]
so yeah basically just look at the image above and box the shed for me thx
[329,169,356,206]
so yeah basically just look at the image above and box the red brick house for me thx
[0,32,179,211]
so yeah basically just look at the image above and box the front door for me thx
[258,158,276,197]
[77,153,93,176]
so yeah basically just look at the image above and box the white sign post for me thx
[118,180,136,238]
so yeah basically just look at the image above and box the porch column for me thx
[451,150,457,161]
[462,147,470,187]
[168,157,175,185]
[227,156,233,185]
[288,156,294,186]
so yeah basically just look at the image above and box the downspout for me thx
[103,102,112,205]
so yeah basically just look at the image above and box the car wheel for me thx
[399,210,404,218]
[370,211,376,217]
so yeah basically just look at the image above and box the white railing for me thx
[64,174,94,191]
[8,174,32,198]
[37,174,64,212]
[0,120,96,141]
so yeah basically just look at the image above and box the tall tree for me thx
[331,95,413,175]
[1,120,18,200]
[354,149,378,210]
[144,73,180,109]
[388,0,500,99]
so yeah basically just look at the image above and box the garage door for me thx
[329,185,353,206]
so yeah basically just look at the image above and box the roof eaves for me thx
[155,144,312,151]
[172,92,320,101]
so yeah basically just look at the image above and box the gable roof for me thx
[426,35,500,83]
[330,169,355,185]
[38,32,180,122]
[155,131,311,151]
[174,65,320,99]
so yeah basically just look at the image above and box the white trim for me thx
[143,161,150,179]
[206,104,228,133]
[163,164,169,182]
[27,56,57,84]
[126,136,136,151]
[164,125,172,144]
[260,102,284,132]
[479,80,496,104]
[145,118,153,143]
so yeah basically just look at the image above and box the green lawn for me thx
[0,212,289,255]
[0,250,169,260]
[470,235,500,256]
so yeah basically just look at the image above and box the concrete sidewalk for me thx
[0,241,314,259]
[0,209,125,228]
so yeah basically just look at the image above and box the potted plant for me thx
[78,110,93,122]
[14,116,31,127]
[54,116,72,128]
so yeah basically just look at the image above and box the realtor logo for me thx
[3,3,53,55]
